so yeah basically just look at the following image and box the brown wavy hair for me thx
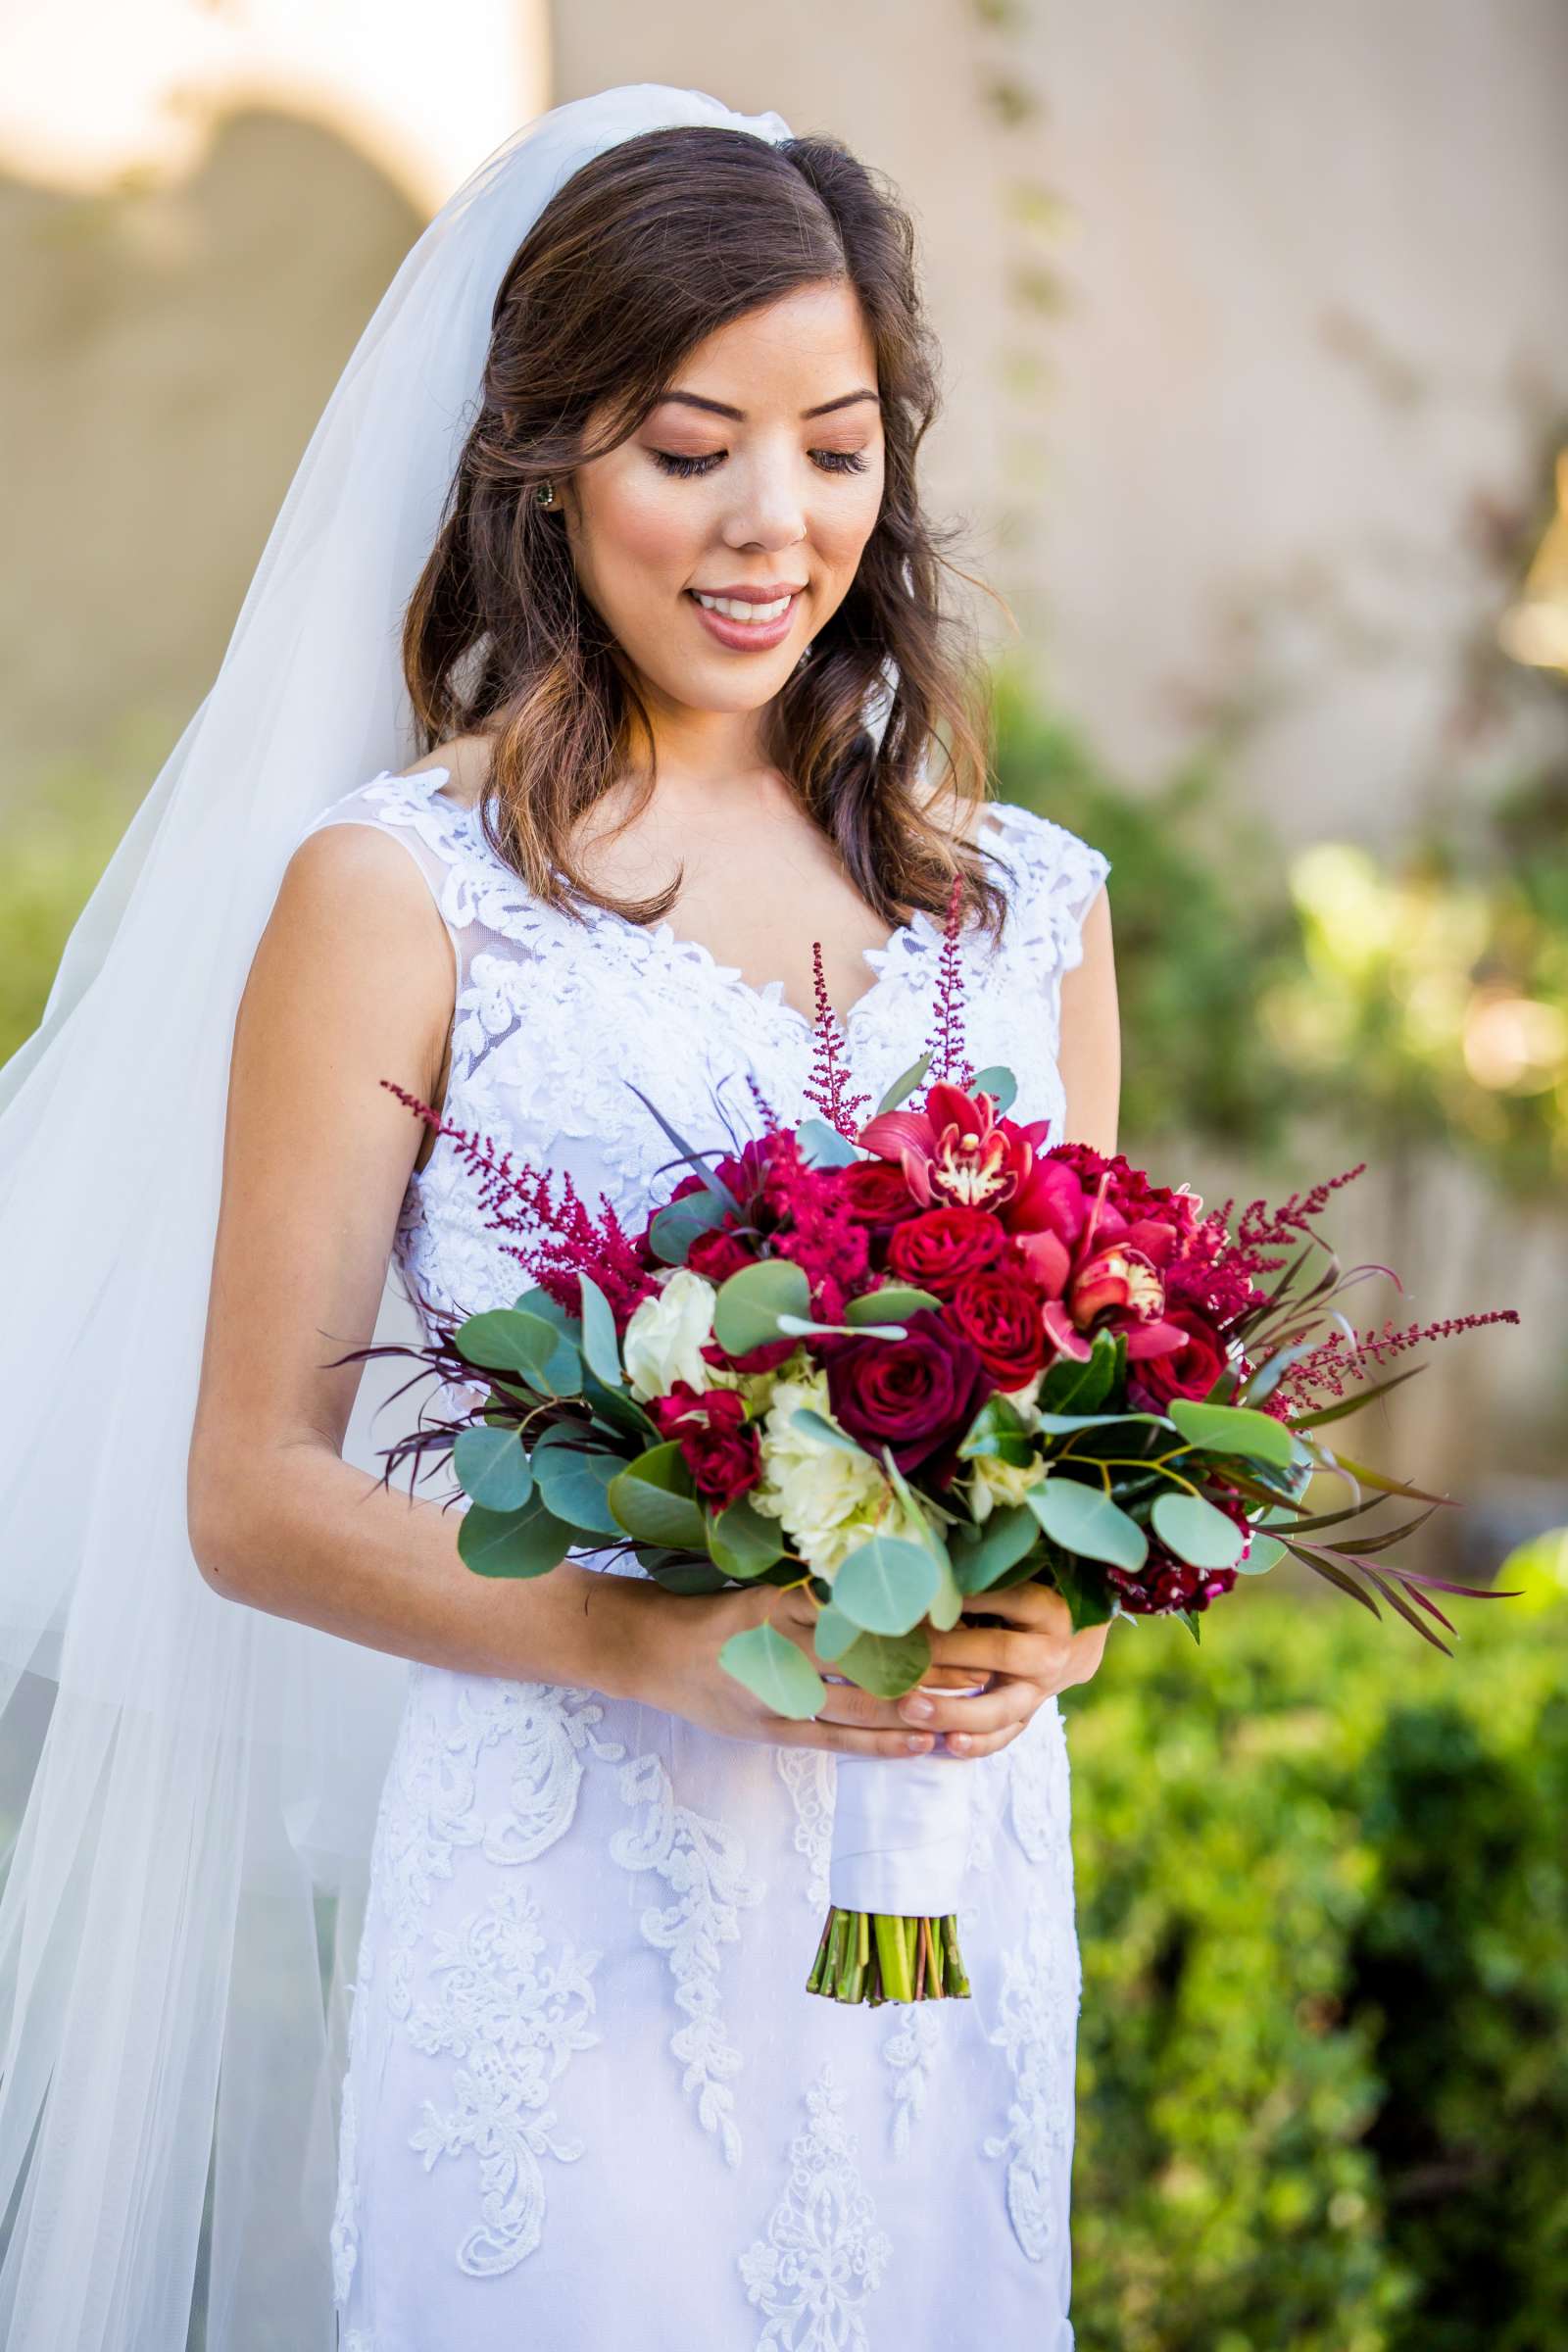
[403,122,1005,936]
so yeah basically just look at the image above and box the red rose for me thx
[825,1308,990,1473]
[1126,1309,1227,1408]
[685,1227,756,1284]
[950,1266,1050,1388]
[839,1159,921,1238]
[886,1206,1006,1299]
[649,1383,760,1510]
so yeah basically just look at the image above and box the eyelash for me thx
[651,448,868,478]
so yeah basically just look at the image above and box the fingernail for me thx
[906,1734,930,1753]
[948,1734,972,1755]
[901,1695,935,1723]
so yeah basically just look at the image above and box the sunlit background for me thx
[3,5,1565,2345]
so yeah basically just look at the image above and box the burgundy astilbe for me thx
[379,1078,656,1320]
[802,945,872,1140]
[1273,1306,1522,1410]
[923,873,976,1090]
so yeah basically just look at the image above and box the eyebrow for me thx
[654,388,881,422]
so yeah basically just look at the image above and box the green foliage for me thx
[1061,1538,1568,2350]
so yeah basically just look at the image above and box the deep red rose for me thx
[649,1382,760,1510]
[839,1158,921,1238]
[1126,1308,1228,1408]
[886,1206,1006,1299]
[685,1226,756,1284]
[1106,1554,1239,1615]
[825,1308,990,1472]
[950,1266,1050,1387]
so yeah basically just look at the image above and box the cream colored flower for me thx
[622,1268,718,1400]
[750,1364,900,1579]
[965,1448,1049,1524]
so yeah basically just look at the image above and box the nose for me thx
[719,445,808,557]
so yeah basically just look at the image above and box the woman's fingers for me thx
[958,1583,1073,1635]
[896,1674,1040,1739]
[774,1716,937,1758]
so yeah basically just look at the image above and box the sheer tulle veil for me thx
[0,84,803,2348]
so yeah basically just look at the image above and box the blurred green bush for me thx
[1062,1533,1568,2352]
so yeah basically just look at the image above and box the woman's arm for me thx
[185,821,936,1759]
[1056,878,1120,1156]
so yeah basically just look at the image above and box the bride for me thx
[0,84,1118,2350]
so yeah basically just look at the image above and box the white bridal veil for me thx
[0,83,796,2349]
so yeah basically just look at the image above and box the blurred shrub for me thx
[1062,1533,1568,2351]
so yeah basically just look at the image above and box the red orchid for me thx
[858,1083,1047,1215]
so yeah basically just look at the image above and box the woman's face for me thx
[559,279,885,720]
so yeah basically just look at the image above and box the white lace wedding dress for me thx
[301,765,1110,2351]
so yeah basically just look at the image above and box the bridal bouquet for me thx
[343,883,1518,2008]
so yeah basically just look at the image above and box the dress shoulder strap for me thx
[297,764,549,996]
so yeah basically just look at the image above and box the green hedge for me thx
[1060,1539,1568,2352]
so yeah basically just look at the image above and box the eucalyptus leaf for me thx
[713,1258,810,1356]
[833,1536,941,1637]
[607,1442,707,1549]
[874,1052,930,1115]
[797,1117,858,1168]
[531,1432,623,1537]
[452,1425,534,1513]
[575,1275,622,1389]
[835,1625,932,1699]
[952,1504,1041,1594]
[812,1602,859,1663]
[1027,1476,1149,1571]
[453,1306,581,1396]
[790,1407,862,1454]
[718,1622,826,1720]
[1035,1409,1169,1435]
[639,1549,730,1596]
[1049,1551,1120,1632]
[707,1496,786,1579]
[971,1064,1017,1114]
[843,1285,941,1327]
[648,1188,731,1266]
[1167,1396,1297,1470]
[1151,1489,1247,1569]
[457,1494,573,1580]
[1237,1531,1287,1575]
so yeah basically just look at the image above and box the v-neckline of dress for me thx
[398,761,972,1045]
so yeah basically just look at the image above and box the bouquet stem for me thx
[806,1907,970,2003]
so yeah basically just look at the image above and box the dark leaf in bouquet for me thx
[575,1274,622,1389]
[1287,1364,1425,1430]
[531,1429,623,1537]
[970,1064,1017,1114]
[1027,1476,1148,1571]
[1312,1446,1453,1508]
[833,1536,941,1636]
[1176,1608,1201,1643]
[952,1504,1040,1594]
[842,1284,942,1328]
[873,1052,931,1116]
[607,1441,708,1549]
[1281,1540,1384,1618]
[637,1546,730,1595]
[648,1188,731,1266]
[1047,1549,1120,1632]
[1324,1502,1445,1557]
[1039,1331,1120,1417]
[708,1496,787,1579]
[458,1493,574,1580]
[453,1425,534,1514]
[1358,1563,1454,1654]
[796,1117,858,1169]
[625,1083,743,1212]
[833,1625,932,1698]
[581,1371,659,1443]
[455,1306,581,1396]
[713,1258,811,1356]
[1035,1408,1168,1436]
[718,1621,827,1719]
[1152,1490,1248,1570]
[1167,1396,1298,1471]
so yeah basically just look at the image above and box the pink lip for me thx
[691,580,806,600]
[686,586,801,653]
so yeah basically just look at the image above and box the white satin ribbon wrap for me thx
[828,1750,976,1915]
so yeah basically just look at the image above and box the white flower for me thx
[622,1268,718,1400]
[751,1364,931,1580]
[965,1448,1048,1524]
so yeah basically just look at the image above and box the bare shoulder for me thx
[394,730,495,810]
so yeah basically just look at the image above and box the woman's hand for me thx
[625,1574,1108,1763]
[895,1583,1111,1758]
